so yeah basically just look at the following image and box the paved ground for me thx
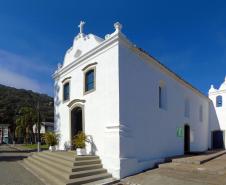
[121,154,226,185]
[0,144,44,185]
[1,144,226,185]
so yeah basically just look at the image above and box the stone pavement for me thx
[121,153,226,185]
[1,144,226,185]
[0,144,44,185]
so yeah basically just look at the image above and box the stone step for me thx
[72,164,103,172]
[83,178,120,185]
[42,151,76,162]
[75,155,100,161]
[32,154,73,173]
[73,159,101,166]
[66,173,112,185]
[45,150,75,157]
[70,168,107,179]
[22,151,115,185]
[36,152,74,167]
[25,156,69,181]
[23,159,66,185]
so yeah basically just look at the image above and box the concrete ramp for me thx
[166,150,226,165]
[158,150,226,175]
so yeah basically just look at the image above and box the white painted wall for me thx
[54,32,121,178]
[54,22,213,179]
[118,41,209,178]
[208,79,226,148]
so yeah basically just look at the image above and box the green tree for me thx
[0,84,54,143]
[15,107,37,144]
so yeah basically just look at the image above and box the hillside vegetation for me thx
[0,84,54,126]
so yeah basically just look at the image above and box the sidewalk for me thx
[122,151,226,185]
[0,144,44,185]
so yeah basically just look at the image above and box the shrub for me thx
[42,132,60,146]
[72,132,89,149]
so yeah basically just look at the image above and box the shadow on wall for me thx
[63,135,98,153]
[87,135,97,155]
[64,141,71,150]
[54,79,61,133]
[209,101,224,149]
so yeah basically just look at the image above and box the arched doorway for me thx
[184,124,190,154]
[71,107,83,143]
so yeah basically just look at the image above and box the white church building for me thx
[53,21,226,179]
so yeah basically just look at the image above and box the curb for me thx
[8,144,37,153]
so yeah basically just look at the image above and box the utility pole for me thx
[37,101,41,152]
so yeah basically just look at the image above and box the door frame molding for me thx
[69,102,85,146]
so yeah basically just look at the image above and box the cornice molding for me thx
[53,29,208,100]
[209,89,226,95]
[118,36,209,100]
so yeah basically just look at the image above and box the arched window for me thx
[85,69,95,92]
[216,95,223,107]
[63,82,70,101]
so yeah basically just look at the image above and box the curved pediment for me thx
[67,99,86,108]
[61,76,71,83]
[63,34,103,67]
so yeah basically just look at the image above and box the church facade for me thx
[53,21,225,179]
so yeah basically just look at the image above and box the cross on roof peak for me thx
[78,21,85,34]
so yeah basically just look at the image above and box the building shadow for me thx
[0,155,28,162]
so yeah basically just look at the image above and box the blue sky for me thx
[0,0,226,96]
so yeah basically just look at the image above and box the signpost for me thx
[0,128,2,144]
[0,125,9,144]
[3,127,8,143]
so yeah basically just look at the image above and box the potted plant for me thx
[42,132,60,152]
[72,132,89,155]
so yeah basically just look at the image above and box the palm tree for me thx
[15,107,37,144]
[15,116,26,143]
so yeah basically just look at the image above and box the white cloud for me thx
[0,67,42,93]
[0,49,54,95]
[0,49,54,74]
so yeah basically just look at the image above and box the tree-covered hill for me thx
[0,84,54,126]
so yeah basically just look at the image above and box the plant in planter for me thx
[42,132,60,152]
[72,132,90,155]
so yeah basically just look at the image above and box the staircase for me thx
[22,151,118,185]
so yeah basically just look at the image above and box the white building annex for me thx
[53,21,226,179]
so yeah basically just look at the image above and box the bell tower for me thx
[208,77,226,149]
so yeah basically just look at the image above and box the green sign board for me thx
[177,127,184,137]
